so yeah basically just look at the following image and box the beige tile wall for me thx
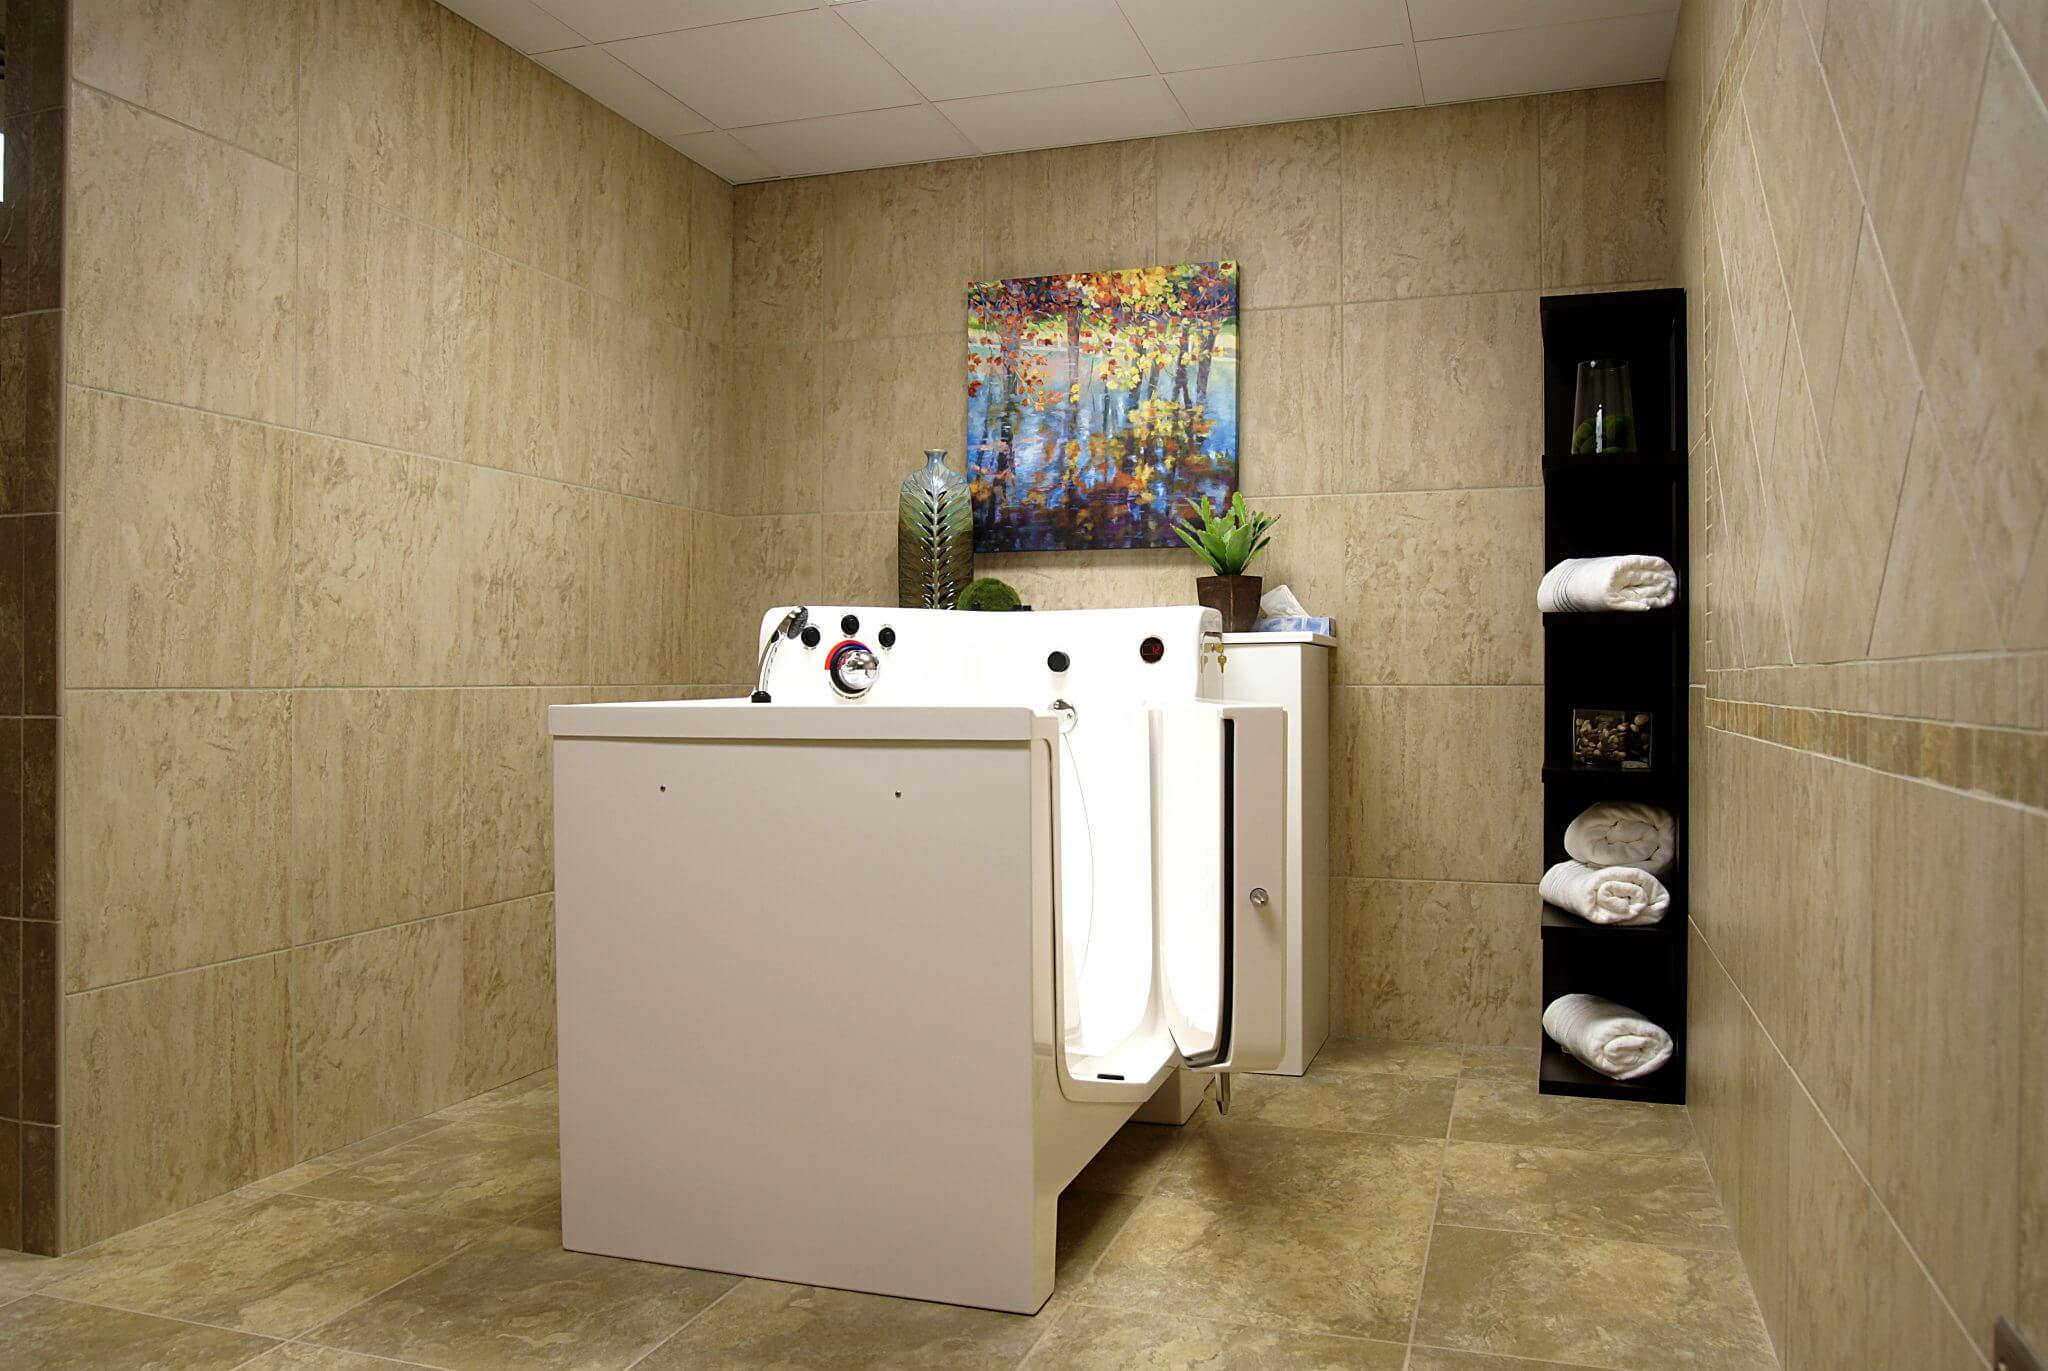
[1668,0,2047,1361]
[720,88,1671,1049]
[56,0,738,1251]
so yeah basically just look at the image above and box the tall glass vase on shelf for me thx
[898,449,973,609]
[1571,359,1636,454]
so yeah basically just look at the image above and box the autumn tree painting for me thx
[966,262,1239,552]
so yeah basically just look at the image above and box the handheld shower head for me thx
[751,606,811,702]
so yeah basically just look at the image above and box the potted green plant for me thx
[955,576,1024,611]
[1171,493,1279,632]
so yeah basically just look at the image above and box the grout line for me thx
[616,1278,745,1371]
[1703,715,2046,816]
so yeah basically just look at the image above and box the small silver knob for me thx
[1248,887,1269,907]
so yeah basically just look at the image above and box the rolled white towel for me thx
[1564,801,1675,876]
[1541,860,1670,925]
[1537,555,1678,612]
[1543,994,1673,1081]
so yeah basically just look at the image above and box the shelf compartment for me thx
[1542,608,1683,628]
[1541,452,1685,478]
[1540,903,1679,936]
[1538,1041,1684,1104]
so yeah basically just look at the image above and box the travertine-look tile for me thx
[1782,1083,1888,1371]
[1412,1226,1775,1369]
[591,117,692,328]
[1331,687,1541,880]
[1869,414,2002,657]
[819,334,962,512]
[243,1116,454,1195]
[0,1293,278,1370]
[20,720,54,924]
[292,434,467,686]
[732,178,822,340]
[1334,879,1535,1046]
[1207,1069,1456,1138]
[1261,491,1540,688]
[241,1344,412,1371]
[1706,109,1790,468]
[686,159,733,343]
[310,1221,732,1370]
[292,689,462,944]
[461,687,579,907]
[819,513,896,607]
[44,1188,491,1338]
[300,0,468,229]
[975,548,1189,617]
[982,139,1158,282]
[64,691,291,990]
[74,0,295,163]
[1921,38,2048,645]
[1341,98,1538,301]
[720,343,822,515]
[295,1119,556,1227]
[1083,1194,1430,1340]
[292,915,464,1160]
[62,956,294,1248]
[1739,0,1859,433]
[1798,219,1917,663]
[462,895,556,1096]
[822,159,982,342]
[465,28,593,285]
[703,515,820,684]
[589,297,695,505]
[639,1278,1047,1369]
[1865,0,1994,360]
[0,311,60,514]
[1338,292,1541,494]
[65,388,293,689]
[1315,1037,1467,1077]
[1234,307,1341,498]
[1869,770,2021,1354]
[589,493,673,684]
[435,1067,554,1133]
[460,468,589,685]
[1156,120,1339,310]
[1438,1140,1734,1249]
[68,87,295,422]
[461,247,596,486]
[1028,1306,1405,1370]
[1406,1349,1607,1371]
[1451,1063,1698,1155]
[1160,1120,1442,1220]
[1540,84,1670,287]
[298,178,465,458]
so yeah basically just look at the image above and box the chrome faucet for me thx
[750,606,809,703]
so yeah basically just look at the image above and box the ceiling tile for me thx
[607,10,921,126]
[836,0,1154,101]
[731,104,974,177]
[531,0,814,43]
[665,129,777,181]
[536,46,714,136]
[1407,0,1678,43]
[437,0,586,52]
[1119,0,1407,72]
[1415,11,1676,103]
[1167,46,1420,129]
[937,77,1188,155]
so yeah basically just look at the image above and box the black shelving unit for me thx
[1537,288,1688,1105]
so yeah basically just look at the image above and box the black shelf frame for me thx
[1536,288,1688,1106]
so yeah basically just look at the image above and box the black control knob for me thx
[800,625,822,648]
[1047,650,1070,673]
[1139,636,1164,663]
[841,614,861,635]
[878,626,896,649]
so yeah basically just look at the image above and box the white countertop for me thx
[1220,631,1336,647]
[551,698,1053,742]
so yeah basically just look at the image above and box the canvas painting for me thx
[967,262,1238,552]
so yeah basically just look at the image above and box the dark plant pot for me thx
[1196,574,1261,632]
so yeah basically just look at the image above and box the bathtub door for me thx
[1150,701,1289,1074]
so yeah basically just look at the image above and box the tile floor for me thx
[0,1042,1779,1370]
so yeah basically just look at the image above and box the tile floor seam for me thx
[613,1276,748,1371]
[18,1287,292,1348]
[1402,1136,1452,1359]
[278,1218,501,1350]
[1425,1218,1749,1259]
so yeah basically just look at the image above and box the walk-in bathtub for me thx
[551,605,1290,1313]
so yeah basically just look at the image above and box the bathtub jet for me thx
[551,606,1294,1314]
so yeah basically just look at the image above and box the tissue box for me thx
[1251,616,1334,634]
